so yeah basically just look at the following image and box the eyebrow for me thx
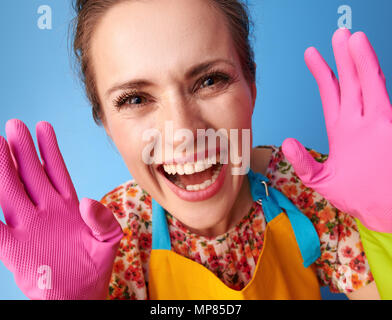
[105,58,236,99]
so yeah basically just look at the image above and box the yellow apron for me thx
[148,168,322,300]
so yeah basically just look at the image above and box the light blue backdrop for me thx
[0,0,391,300]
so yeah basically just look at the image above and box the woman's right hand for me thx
[0,119,123,300]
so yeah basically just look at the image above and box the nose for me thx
[158,91,209,153]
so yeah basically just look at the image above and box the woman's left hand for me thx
[282,28,392,233]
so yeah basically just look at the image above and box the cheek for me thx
[110,123,149,175]
[208,87,253,130]
[211,87,254,158]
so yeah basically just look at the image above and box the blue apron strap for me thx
[270,187,321,268]
[152,198,171,250]
[247,169,321,268]
[247,168,281,222]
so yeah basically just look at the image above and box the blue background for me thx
[0,0,391,300]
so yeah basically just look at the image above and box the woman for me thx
[0,0,389,299]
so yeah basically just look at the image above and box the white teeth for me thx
[204,179,212,187]
[163,157,219,176]
[184,163,195,175]
[163,156,224,192]
[169,164,176,175]
[175,164,185,175]
[184,165,222,191]
[163,164,175,175]
[194,161,206,173]
[174,180,185,189]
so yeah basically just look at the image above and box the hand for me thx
[281,28,392,233]
[0,119,123,299]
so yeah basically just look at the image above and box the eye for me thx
[127,95,145,105]
[196,71,232,92]
[201,77,216,88]
[113,90,149,109]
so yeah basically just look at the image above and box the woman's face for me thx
[91,0,257,236]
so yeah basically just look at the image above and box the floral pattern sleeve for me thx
[100,182,152,300]
[263,145,374,293]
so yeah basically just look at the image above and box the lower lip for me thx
[159,164,228,202]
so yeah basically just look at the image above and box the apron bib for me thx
[148,168,322,300]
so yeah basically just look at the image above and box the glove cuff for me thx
[356,218,392,299]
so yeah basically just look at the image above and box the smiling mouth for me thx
[160,161,223,191]
[156,151,229,202]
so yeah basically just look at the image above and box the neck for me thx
[175,147,273,238]
[226,173,254,231]
[188,174,254,238]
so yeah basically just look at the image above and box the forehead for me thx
[91,0,239,94]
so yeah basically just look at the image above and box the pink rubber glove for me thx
[282,28,392,233]
[0,119,123,299]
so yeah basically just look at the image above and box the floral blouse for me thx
[100,145,374,300]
